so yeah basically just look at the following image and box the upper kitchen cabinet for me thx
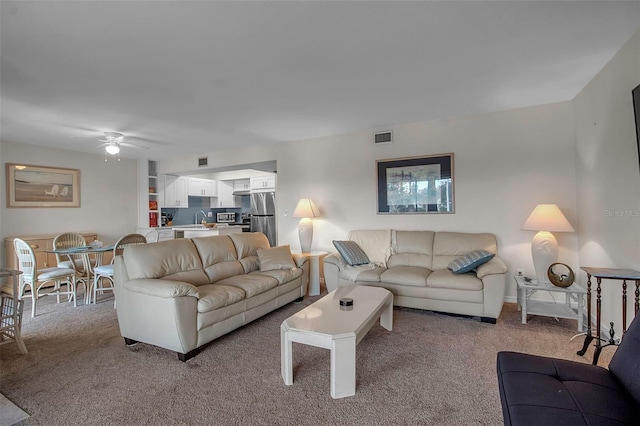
[161,175,188,208]
[214,181,235,208]
[233,179,250,192]
[250,175,276,192]
[188,177,218,197]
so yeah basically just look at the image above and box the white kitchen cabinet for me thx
[162,175,188,208]
[250,175,276,192]
[188,177,218,197]
[233,179,250,192]
[214,181,235,208]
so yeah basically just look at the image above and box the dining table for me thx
[48,245,114,304]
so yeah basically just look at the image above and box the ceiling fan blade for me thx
[124,135,173,146]
[120,141,150,150]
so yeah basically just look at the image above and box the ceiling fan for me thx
[98,131,150,156]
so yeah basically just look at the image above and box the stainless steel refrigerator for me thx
[250,192,276,246]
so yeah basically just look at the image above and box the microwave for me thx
[217,212,236,223]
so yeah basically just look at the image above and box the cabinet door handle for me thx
[30,244,39,249]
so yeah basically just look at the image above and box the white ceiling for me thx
[2,1,639,160]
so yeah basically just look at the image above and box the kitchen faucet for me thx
[195,210,207,225]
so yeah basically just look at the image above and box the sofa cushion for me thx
[338,264,383,282]
[191,235,238,264]
[123,238,210,285]
[432,232,497,270]
[388,252,432,269]
[252,268,303,285]
[380,266,430,287]
[352,266,387,283]
[239,256,260,274]
[333,240,370,266]
[229,233,270,259]
[348,229,391,265]
[216,274,278,298]
[427,269,483,291]
[257,245,296,271]
[448,250,495,274]
[197,284,246,313]
[190,235,246,283]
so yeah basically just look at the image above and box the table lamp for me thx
[292,198,320,253]
[522,204,575,284]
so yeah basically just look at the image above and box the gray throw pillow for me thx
[447,250,495,274]
[333,240,370,266]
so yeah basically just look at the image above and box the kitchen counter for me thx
[172,225,245,239]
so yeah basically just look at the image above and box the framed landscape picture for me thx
[377,153,454,214]
[6,164,80,207]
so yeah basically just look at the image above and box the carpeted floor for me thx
[0,293,613,425]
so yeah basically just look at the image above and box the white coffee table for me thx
[281,285,393,399]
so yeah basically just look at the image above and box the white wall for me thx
[574,30,640,327]
[161,101,579,299]
[1,141,139,264]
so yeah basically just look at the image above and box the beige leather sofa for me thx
[114,233,308,361]
[324,230,508,323]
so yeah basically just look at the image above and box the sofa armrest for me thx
[324,252,346,269]
[476,257,508,279]
[323,252,346,292]
[124,278,200,299]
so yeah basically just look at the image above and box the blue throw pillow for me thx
[333,240,370,266]
[447,250,495,274]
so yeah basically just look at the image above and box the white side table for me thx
[515,275,586,331]
[291,250,328,296]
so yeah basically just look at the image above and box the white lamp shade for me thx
[522,204,574,232]
[522,204,574,284]
[292,198,320,218]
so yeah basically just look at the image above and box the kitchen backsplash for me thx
[161,196,249,226]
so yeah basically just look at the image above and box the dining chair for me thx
[53,232,93,302]
[13,238,76,317]
[93,233,147,307]
[52,232,87,270]
[0,268,28,354]
[144,229,159,243]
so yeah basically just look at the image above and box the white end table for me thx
[515,275,586,331]
[281,285,393,398]
[291,250,328,296]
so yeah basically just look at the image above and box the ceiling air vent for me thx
[374,130,392,145]
[198,157,208,167]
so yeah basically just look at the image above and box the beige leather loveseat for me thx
[114,233,308,361]
[324,230,507,323]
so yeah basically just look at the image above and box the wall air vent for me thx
[198,157,208,167]
[374,130,393,145]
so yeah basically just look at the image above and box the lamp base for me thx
[298,218,313,253]
[531,231,558,284]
